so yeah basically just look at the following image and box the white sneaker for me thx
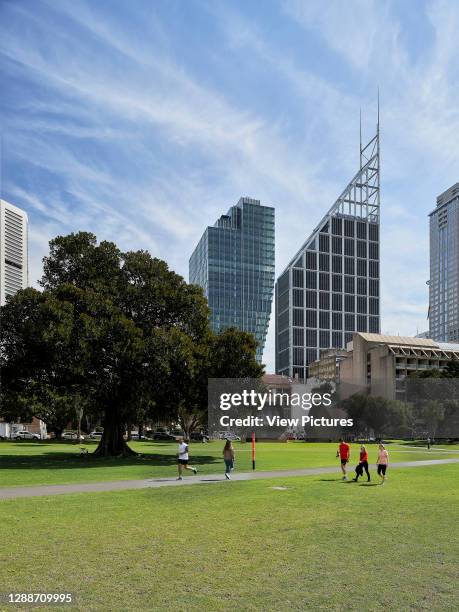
[192,467,198,475]
[225,473,230,480]
[343,476,347,481]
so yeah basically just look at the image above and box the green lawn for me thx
[0,439,458,488]
[1,464,458,611]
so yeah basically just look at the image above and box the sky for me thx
[1,0,459,371]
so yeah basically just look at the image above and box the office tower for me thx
[275,127,380,380]
[429,183,459,342]
[0,199,28,306]
[189,197,275,362]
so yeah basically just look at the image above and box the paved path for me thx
[1,458,458,500]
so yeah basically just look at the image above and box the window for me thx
[369,261,379,279]
[369,279,379,297]
[332,275,342,292]
[319,234,330,252]
[357,315,367,332]
[345,294,355,312]
[369,298,379,315]
[306,309,317,327]
[293,328,304,346]
[293,309,304,326]
[332,236,342,254]
[357,240,367,258]
[344,238,354,256]
[332,217,342,235]
[344,257,355,275]
[319,330,330,348]
[306,348,317,364]
[369,316,379,332]
[357,221,367,239]
[306,329,316,347]
[332,293,342,310]
[344,276,355,294]
[305,271,316,288]
[305,290,316,308]
[319,311,330,328]
[293,347,304,366]
[369,242,379,260]
[305,251,317,270]
[357,259,367,277]
[278,310,289,332]
[277,329,289,352]
[332,331,342,347]
[319,273,330,291]
[293,367,304,380]
[319,253,330,271]
[344,332,353,345]
[369,223,379,241]
[293,269,304,288]
[344,219,354,237]
[357,277,366,295]
[332,255,342,273]
[332,312,342,330]
[345,314,355,331]
[357,296,366,313]
[319,292,330,309]
[293,289,304,307]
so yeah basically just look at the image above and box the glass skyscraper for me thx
[189,197,275,362]
[429,183,459,342]
[275,128,380,380]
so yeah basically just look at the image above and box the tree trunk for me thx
[94,408,137,457]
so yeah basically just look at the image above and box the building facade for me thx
[429,183,459,342]
[275,129,380,380]
[309,348,348,382]
[339,332,459,401]
[0,199,28,306]
[189,197,275,361]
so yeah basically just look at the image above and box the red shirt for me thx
[339,442,350,460]
[360,450,368,462]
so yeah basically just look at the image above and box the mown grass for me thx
[0,439,458,488]
[0,464,458,611]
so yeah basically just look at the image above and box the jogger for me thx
[176,437,198,480]
[223,439,235,480]
[376,443,389,485]
[336,438,351,480]
[353,445,370,482]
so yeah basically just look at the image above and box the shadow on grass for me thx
[0,444,220,471]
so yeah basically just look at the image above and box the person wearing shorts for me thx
[353,445,370,482]
[336,439,351,480]
[376,443,389,485]
[176,438,197,480]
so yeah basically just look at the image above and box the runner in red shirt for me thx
[336,438,351,480]
[353,445,370,482]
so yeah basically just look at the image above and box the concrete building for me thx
[429,183,459,342]
[275,126,380,380]
[339,332,459,401]
[0,199,28,306]
[189,197,275,362]
[309,349,348,382]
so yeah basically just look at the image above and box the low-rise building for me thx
[339,332,459,400]
[309,349,348,382]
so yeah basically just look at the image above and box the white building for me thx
[0,199,28,306]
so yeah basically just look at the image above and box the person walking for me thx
[427,436,431,450]
[176,437,198,480]
[336,438,351,480]
[376,443,389,485]
[353,445,370,482]
[223,439,235,480]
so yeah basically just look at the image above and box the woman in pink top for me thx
[376,443,389,485]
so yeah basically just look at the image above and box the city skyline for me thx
[1,1,459,370]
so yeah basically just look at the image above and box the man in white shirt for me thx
[177,437,198,480]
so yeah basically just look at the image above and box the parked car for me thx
[89,431,103,439]
[11,430,41,441]
[190,432,209,442]
[152,431,176,441]
[218,432,241,441]
[62,431,85,441]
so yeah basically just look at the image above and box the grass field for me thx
[1,464,458,611]
[0,439,458,488]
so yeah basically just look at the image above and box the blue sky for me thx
[1,0,459,370]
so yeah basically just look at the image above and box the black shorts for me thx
[377,464,387,475]
[341,458,348,466]
[178,458,188,465]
